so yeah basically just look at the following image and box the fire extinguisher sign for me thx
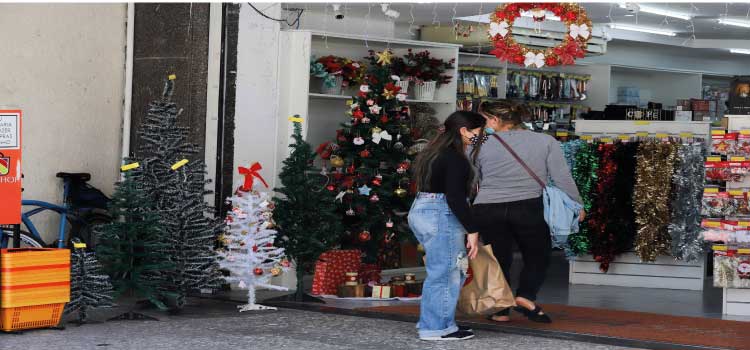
[0,110,22,224]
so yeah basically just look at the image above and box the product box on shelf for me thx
[0,248,70,331]
[311,249,361,296]
[713,246,750,289]
[692,99,711,112]
[337,284,366,298]
[675,110,693,122]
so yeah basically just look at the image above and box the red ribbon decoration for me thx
[238,162,268,191]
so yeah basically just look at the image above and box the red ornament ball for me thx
[252,245,258,252]
[254,268,264,276]
[360,149,371,158]
[326,184,336,191]
[358,231,371,242]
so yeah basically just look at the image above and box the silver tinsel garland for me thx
[668,143,706,262]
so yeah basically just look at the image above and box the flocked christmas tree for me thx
[66,238,115,324]
[218,165,289,311]
[316,50,415,268]
[96,167,174,316]
[137,77,222,308]
[275,119,344,301]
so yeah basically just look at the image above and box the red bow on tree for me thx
[238,162,269,192]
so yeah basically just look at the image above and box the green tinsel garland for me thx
[568,143,599,255]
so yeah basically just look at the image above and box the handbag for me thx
[457,244,515,316]
[491,134,583,244]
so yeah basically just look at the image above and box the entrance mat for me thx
[354,304,748,350]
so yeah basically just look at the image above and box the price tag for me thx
[731,156,747,162]
[707,156,722,162]
[618,135,630,141]
[634,121,650,125]
[679,132,694,138]
[741,130,750,135]
[729,190,745,196]
[580,135,593,141]
[73,242,87,249]
[704,187,720,193]
[171,159,189,170]
[655,133,669,139]
[636,132,649,138]
[739,248,750,254]
[121,162,140,171]
[600,137,613,144]
[556,131,569,137]
[711,129,726,135]
[712,244,727,251]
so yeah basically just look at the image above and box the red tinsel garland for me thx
[589,144,619,272]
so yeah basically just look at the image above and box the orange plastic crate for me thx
[1,248,70,307]
[0,303,65,331]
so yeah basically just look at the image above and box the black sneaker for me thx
[458,325,473,332]
[421,330,475,341]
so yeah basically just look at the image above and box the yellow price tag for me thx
[738,221,750,227]
[704,221,722,228]
[600,137,613,144]
[679,132,693,138]
[556,131,569,137]
[704,187,720,193]
[288,116,304,123]
[739,248,750,254]
[636,132,649,138]
[731,156,747,161]
[712,244,727,251]
[171,159,189,170]
[73,242,87,249]
[580,135,593,141]
[121,162,140,171]
[634,121,650,125]
[346,100,353,106]
[168,74,177,81]
[711,129,726,135]
[741,130,750,135]
[618,135,630,141]
[729,190,744,196]
[707,156,722,162]
[655,133,669,139]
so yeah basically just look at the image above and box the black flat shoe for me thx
[514,305,552,323]
[485,307,511,322]
[458,325,473,332]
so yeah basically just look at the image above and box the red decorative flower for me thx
[380,115,389,124]
[352,109,365,119]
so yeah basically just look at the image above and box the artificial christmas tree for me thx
[137,77,222,308]
[65,238,114,324]
[218,165,288,311]
[316,50,416,268]
[274,119,344,301]
[96,167,173,318]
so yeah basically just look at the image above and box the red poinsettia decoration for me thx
[488,3,592,68]
[316,141,333,159]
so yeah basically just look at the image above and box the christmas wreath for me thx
[488,3,592,68]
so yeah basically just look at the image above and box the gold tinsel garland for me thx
[633,141,678,262]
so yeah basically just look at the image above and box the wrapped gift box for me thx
[311,250,361,295]
[358,263,382,285]
[372,285,392,299]
[406,281,423,297]
[391,283,407,297]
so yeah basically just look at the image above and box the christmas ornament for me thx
[367,99,375,106]
[369,105,382,114]
[254,268,264,276]
[360,84,370,93]
[359,230,372,242]
[375,49,393,65]
[362,117,371,124]
[330,155,345,168]
[370,194,380,202]
[394,187,407,198]
[326,184,336,191]
[397,93,407,102]
[358,185,372,196]
[386,219,394,228]
[384,232,396,243]
[281,259,291,268]
[372,129,392,144]
[360,149,371,158]
[252,245,258,252]
[394,142,404,151]
[372,175,383,186]
[346,208,356,216]
[335,191,346,202]
[488,3,592,68]
[353,137,365,145]
[270,267,282,276]
[347,164,356,174]
[397,166,407,174]
[372,126,382,134]
[380,115,390,124]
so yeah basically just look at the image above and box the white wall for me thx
[0,4,127,242]
[609,68,702,108]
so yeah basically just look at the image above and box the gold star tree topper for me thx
[375,50,393,65]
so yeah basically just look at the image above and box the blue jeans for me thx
[408,193,467,338]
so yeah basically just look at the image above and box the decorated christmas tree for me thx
[275,119,343,301]
[96,167,173,315]
[218,165,289,311]
[316,50,415,268]
[137,77,222,308]
[66,238,115,324]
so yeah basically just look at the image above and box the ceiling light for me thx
[608,23,677,36]
[730,49,750,55]
[624,14,635,17]
[719,18,750,28]
[633,4,692,20]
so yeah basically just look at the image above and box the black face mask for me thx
[469,133,488,146]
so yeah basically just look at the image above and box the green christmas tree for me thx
[66,238,115,324]
[137,78,222,308]
[274,120,343,301]
[317,50,415,268]
[96,168,173,315]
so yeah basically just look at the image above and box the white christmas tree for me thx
[219,165,289,311]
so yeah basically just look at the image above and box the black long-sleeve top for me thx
[424,149,478,234]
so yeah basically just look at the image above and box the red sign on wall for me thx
[0,110,22,224]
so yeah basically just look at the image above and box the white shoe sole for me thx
[420,334,475,341]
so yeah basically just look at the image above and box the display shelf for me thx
[573,120,712,137]
[569,253,706,291]
[309,93,454,104]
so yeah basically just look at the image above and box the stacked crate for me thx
[0,248,70,331]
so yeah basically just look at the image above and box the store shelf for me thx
[309,93,454,104]
[573,120,712,136]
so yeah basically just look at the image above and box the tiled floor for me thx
[256,251,750,322]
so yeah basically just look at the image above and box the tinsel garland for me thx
[611,142,638,253]
[568,142,599,256]
[562,140,585,173]
[668,143,706,262]
[588,143,619,271]
[634,141,678,262]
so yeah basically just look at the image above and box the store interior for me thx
[256,2,750,324]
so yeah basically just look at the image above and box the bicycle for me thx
[0,172,112,249]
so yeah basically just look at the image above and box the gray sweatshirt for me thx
[471,130,582,205]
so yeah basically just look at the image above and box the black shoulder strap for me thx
[491,134,545,188]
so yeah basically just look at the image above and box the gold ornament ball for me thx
[270,267,282,276]
[394,187,407,198]
[371,126,382,134]
[330,155,345,168]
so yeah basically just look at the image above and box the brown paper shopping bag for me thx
[457,244,515,316]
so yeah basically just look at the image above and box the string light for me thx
[451,2,458,37]
[364,3,371,48]
[408,4,415,36]
[432,3,440,28]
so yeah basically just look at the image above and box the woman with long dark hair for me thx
[474,101,583,324]
[409,111,485,341]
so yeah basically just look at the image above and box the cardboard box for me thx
[675,111,693,122]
